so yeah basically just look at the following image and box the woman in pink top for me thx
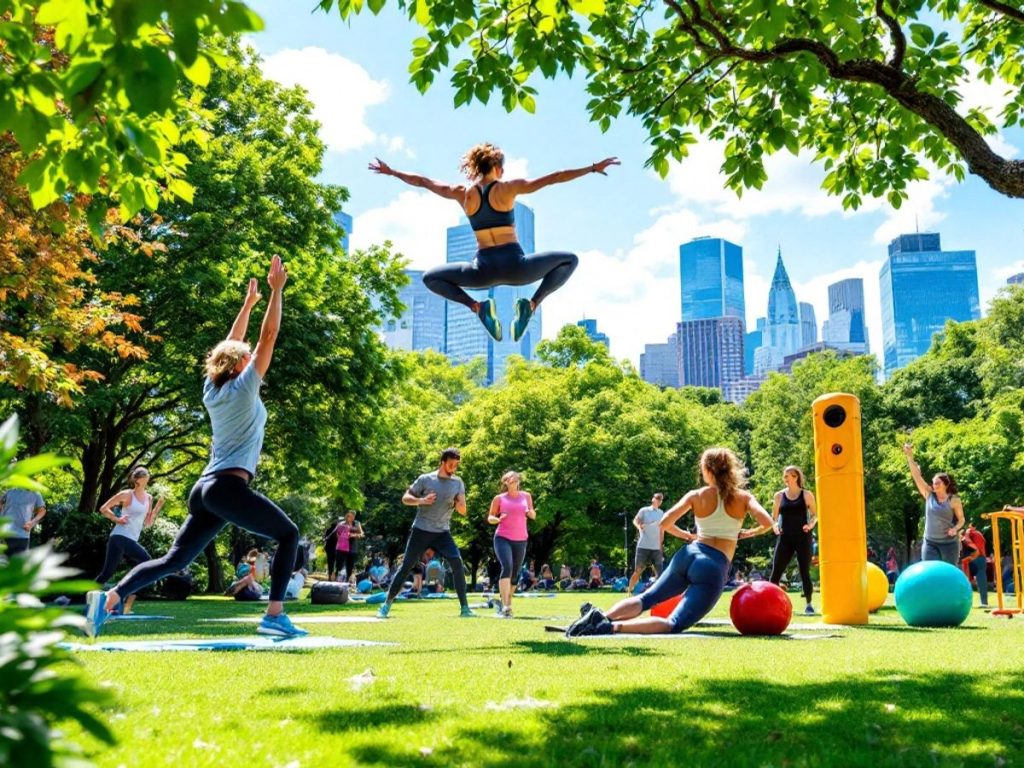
[487,471,536,618]
[334,511,364,585]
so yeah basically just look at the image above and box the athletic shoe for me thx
[494,600,504,616]
[476,299,502,341]
[84,590,109,638]
[502,606,513,619]
[566,606,608,637]
[459,606,477,618]
[377,603,391,619]
[578,601,593,617]
[257,613,308,638]
[511,298,533,342]
[804,604,816,615]
[576,614,613,637]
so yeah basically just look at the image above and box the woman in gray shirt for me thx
[903,443,964,564]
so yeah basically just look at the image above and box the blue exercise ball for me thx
[366,592,386,604]
[894,561,973,627]
[357,579,373,594]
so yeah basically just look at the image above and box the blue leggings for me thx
[423,242,578,309]
[638,542,730,633]
[493,535,527,580]
[115,474,298,603]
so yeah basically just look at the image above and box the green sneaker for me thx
[459,606,477,618]
[512,298,534,342]
[476,298,502,341]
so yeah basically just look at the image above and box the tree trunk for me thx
[205,540,224,593]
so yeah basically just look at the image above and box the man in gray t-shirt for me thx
[0,487,46,556]
[628,492,666,594]
[378,448,474,618]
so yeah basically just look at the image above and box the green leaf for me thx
[519,92,536,114]
[182,53,211,86]
[63,59,103,95]
[415,0,429,26]
[569,0,605,15]
[167,177,195,204]
[8,454,72,478]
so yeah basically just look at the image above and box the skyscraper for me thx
[1008,272,1024,286]
[334,210,353,254]
[879,233,980,378]
[444,202,541,384]
[821,278,869,355]
[679,237,745,322]
[677,317,745,390]
[744,317,766,377]
[799,302,817,348]
[640,333,679,388]
[754,249,803,375]
[576,318,610,348]
[379,269,447,352]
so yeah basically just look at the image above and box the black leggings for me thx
[337,550,355,580]
[493,535,527,581]
[423,242,578,309]
[96,535,151,597]
[116,474,299,603]
[769,533,814,602]
[386,527,468,608]
[325,547,337,577]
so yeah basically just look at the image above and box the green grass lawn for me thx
[64,589,1023,768]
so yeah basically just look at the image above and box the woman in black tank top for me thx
[768,465,818,615]
[370,144,618,344]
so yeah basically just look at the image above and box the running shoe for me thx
[494,601,504,616]
[566,606,609,637]
[377,603,391,619]
[84,590,109,638]
[804,604,816,615]
[257,613,308,638]
[476,298,502,341]
[578,601,593,617]
[459,606,477,618]
[511,298,533,342]
[502,606,513,619]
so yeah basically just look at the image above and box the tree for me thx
[320,0,1024,203]
[6,42,405,581]
[1,1,263,221]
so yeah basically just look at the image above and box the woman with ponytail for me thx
[85,256,307,640]
[369,144,618,343]
[487,470,536,618]
[566,448,774,637]
[768,465,818,615]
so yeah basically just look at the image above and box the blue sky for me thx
[248,2,1024,367]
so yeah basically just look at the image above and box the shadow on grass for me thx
[310,703,435,734]
[348,670,1024,768]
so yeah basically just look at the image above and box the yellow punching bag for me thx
[812,393,868,625]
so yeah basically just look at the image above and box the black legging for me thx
[493,535,527,580]
[386,526,468,608]
[769,533,814,602]
[115,474,299,602]
[423,242,578,309]
[337,550,356,580]
[95,535,151,597]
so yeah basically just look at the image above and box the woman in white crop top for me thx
[567,448,773,637]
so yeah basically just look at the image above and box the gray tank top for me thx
[924,493,957,543]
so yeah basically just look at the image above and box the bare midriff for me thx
[696,535,737,561]
[215,468,252,483]
[473,225,518,249]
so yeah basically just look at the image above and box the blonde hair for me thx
[783,465,806,489]
[205,340,251,388]
[700,448,747,504]
[460,143,505,180]
[500,471,521,492]
[130,466,150,484]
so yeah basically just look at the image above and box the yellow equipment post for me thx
[981,510,1024,617]
[812,393,868,624]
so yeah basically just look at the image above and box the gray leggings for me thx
[423,242,578,309]
[922,539,961,565]
[493,535,527,580]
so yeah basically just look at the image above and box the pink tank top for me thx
[495,492,529,541]
[335,523,351,552]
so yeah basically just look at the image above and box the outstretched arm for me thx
[369,158,465,201]
[227,278,262,341]
[504,157,619,195]
[252,255,287,379]
[902,444,932,499]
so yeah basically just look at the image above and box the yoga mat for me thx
[60,636,396,652]
[201,616,381,624]
[575,631,843,641]
[108,615,175,621]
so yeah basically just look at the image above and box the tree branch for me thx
[875,0,906,69]
[976,0,1024,23]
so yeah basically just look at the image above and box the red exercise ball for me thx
[729,581,793,635]
[651,594,682,619]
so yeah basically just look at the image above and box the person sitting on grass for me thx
[588,560,603,590]
[566,448,773,637]
[538,564,555,590]
[226,562,263,601]
[558,563,572,590]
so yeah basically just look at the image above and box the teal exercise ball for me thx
[366,592,386,604]
[894,561,972,627]
[357,579,373,594]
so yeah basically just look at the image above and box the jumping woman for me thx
[487,470,536,618]
[369,145,618,342]
[768,465,818,615]
[85,256,306,639]
[566,448,773,637]
[903,443,964,565]
[94,466,164,616]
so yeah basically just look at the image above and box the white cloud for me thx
[351,191,462,268]
[994,261,1024,282]
[261,46,393,154]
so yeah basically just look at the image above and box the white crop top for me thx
[695,493,743,540]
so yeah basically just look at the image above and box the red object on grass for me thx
[651,593,682,619]
[729,581,793,635]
